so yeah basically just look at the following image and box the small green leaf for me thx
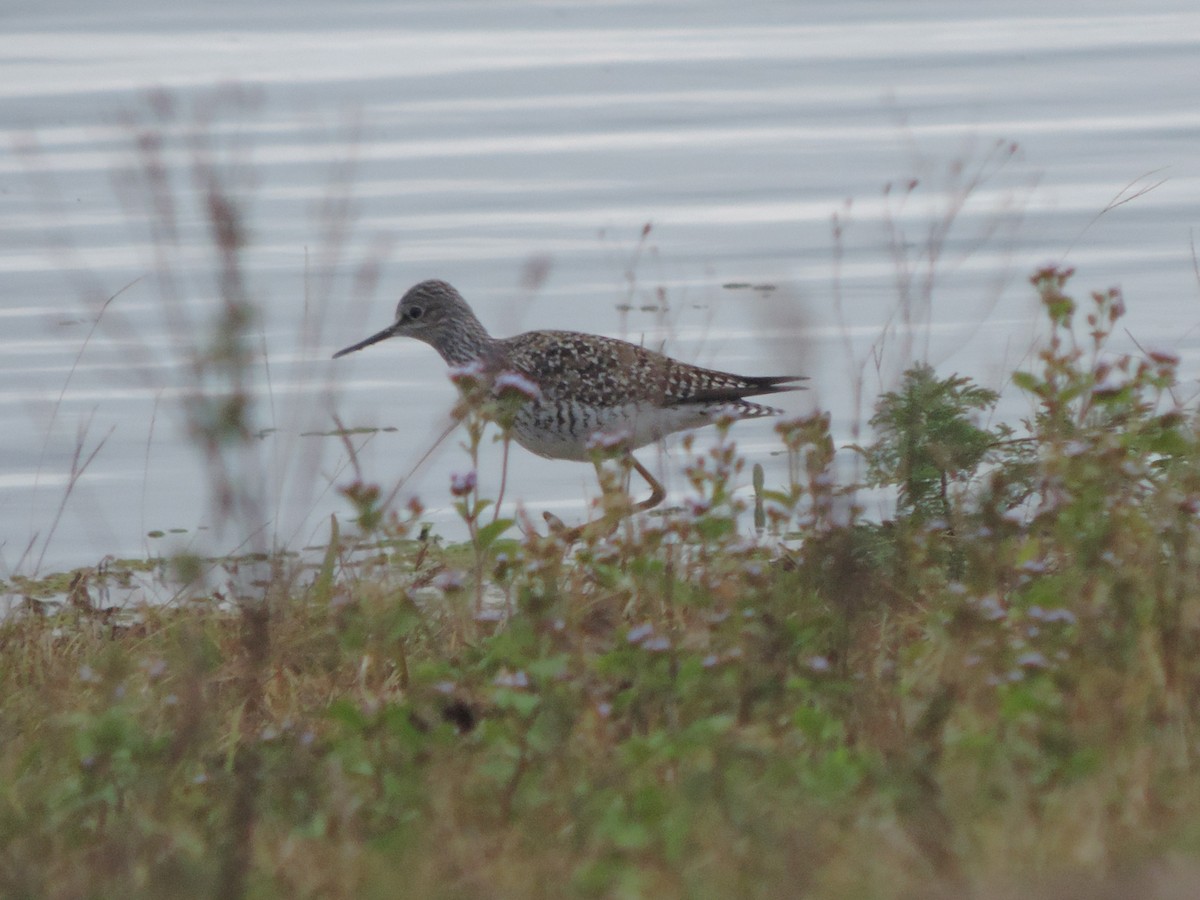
[476,518,515,551]
[1011,371,1042,394]
[326,698,367,731]
[312,514,340,602]
[493,688,540,717]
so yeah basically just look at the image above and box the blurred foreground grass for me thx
[5,269,1200,899]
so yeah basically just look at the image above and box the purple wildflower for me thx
[586,429,633,452]
[450,470,477,497]
[494,371,542,401]
[626,623,654,645]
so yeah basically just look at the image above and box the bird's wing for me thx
[501,331,804,408]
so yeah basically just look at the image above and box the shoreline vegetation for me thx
[6,266,1200,898]
[6,101,1200,897]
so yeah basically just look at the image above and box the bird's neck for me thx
[432,309,496,367]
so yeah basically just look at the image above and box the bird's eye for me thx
[407,306,424,321]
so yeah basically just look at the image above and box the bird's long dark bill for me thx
[332,325,396,359]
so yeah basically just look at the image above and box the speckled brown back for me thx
[497,330,802,411]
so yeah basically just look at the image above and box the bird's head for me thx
[333,280,485,362]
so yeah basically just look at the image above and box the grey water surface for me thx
[2,0,1198,576]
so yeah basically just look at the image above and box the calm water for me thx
[3,0,1199,575]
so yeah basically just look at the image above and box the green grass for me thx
[5,267,1200,898]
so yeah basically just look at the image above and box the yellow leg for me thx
[627,455,665,512]
[542,454,665,542]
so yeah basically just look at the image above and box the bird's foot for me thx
[542,511,621,545]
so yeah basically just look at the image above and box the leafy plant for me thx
[862,362,1004,521]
